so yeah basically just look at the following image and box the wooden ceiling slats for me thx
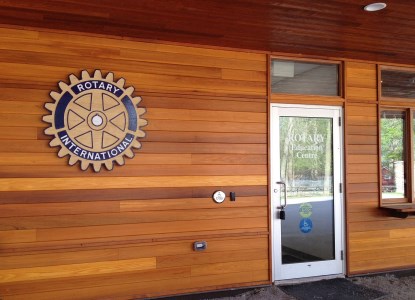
[0,0,414,64]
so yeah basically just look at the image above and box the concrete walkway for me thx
[158,269,415,300]
[209,270,415,300]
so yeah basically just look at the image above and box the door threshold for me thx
[275,274,345,286]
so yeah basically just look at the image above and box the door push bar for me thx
[276,181,287,209]
[276,181,287,220]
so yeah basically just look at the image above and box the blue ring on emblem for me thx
[121,96,137,131]
[54,92,73,130]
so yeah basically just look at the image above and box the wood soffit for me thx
[0,0,414,65]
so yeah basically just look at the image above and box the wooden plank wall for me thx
[0,27,269,299]
[345,62,415,274]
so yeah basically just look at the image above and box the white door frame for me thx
[270,103,345,282]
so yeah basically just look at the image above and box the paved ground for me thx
[160,270,415,300]
[208,270,415,300]
[350,271,415,300]
[210,285,293,300]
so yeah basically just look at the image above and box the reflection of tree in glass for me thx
[380,112,405,198]
[280,117,333,197]
[381,117,404,168]
[380,115,405,198]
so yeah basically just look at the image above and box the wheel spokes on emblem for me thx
[66,89,129,152]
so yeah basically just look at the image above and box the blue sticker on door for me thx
[299,218,313,233]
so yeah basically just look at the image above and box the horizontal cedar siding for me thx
[345,62,377,102]
[0,27,268,299]
[346,62,415,275]
[345,102,380,274]
[345,62,379,274]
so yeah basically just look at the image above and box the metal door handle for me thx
[276,181,287,209]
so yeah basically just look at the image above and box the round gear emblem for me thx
[43,70,147,172]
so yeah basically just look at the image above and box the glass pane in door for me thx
[279,116,334,264]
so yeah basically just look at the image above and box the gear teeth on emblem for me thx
[125,86,134,95]
[44,127,55,135]
[50,92,61,101]
[69,74,78,84]
[132,140,141,149]
[43,70,147,172]
[58,81,69,91]
[81,70,91,80]
[116,78,125,88]
[93,70,102,79]
[105,161,114,171]
[69,156,78,166]
[133,96,142,105]
[136,129,146,138]
[137,108,146,117]
[42,115,53,123]
[139,119,148,127]
[106,72,114,81]
[125,149,134,158]
[115,156,124,166]
[81,160,89,171]
[49,138,60,147]
[92,162,101,172]
[58,148,68,158]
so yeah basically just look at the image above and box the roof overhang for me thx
[0,1,414,64]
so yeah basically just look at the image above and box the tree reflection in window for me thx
[381,110,406,199]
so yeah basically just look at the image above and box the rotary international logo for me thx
[43,70,147,172]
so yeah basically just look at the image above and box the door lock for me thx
[279,210,286,220]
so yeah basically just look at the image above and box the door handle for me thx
[276,181,287,220]
[276,181,287,209]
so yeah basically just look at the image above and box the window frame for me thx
[379,107,413,205]
[270,56,344,100]
[379,65,415,206]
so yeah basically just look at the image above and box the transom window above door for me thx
[271,59,341,96]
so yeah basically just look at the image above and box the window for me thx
[380,110,407,201]
[380,66,415,204]
[381,68,415,99]
[271,59,340,96]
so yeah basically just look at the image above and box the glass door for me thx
[271,104,344,281]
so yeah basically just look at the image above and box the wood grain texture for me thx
[0,231,268,257]
[1,272,269,300]
[0,207,267,230]
[2,9,415,297]
[345,83,415,275]
[0,26,269,298]
[142,94,267,112]
[345,62,377,102]
[32,218,267,242]
[119,196,267,212]
[0,186,267,205]
[0,236,268,269]
[0,0,414,66]
[0,257,156,283]
[0,175,266,191]
[0,164,267,178]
